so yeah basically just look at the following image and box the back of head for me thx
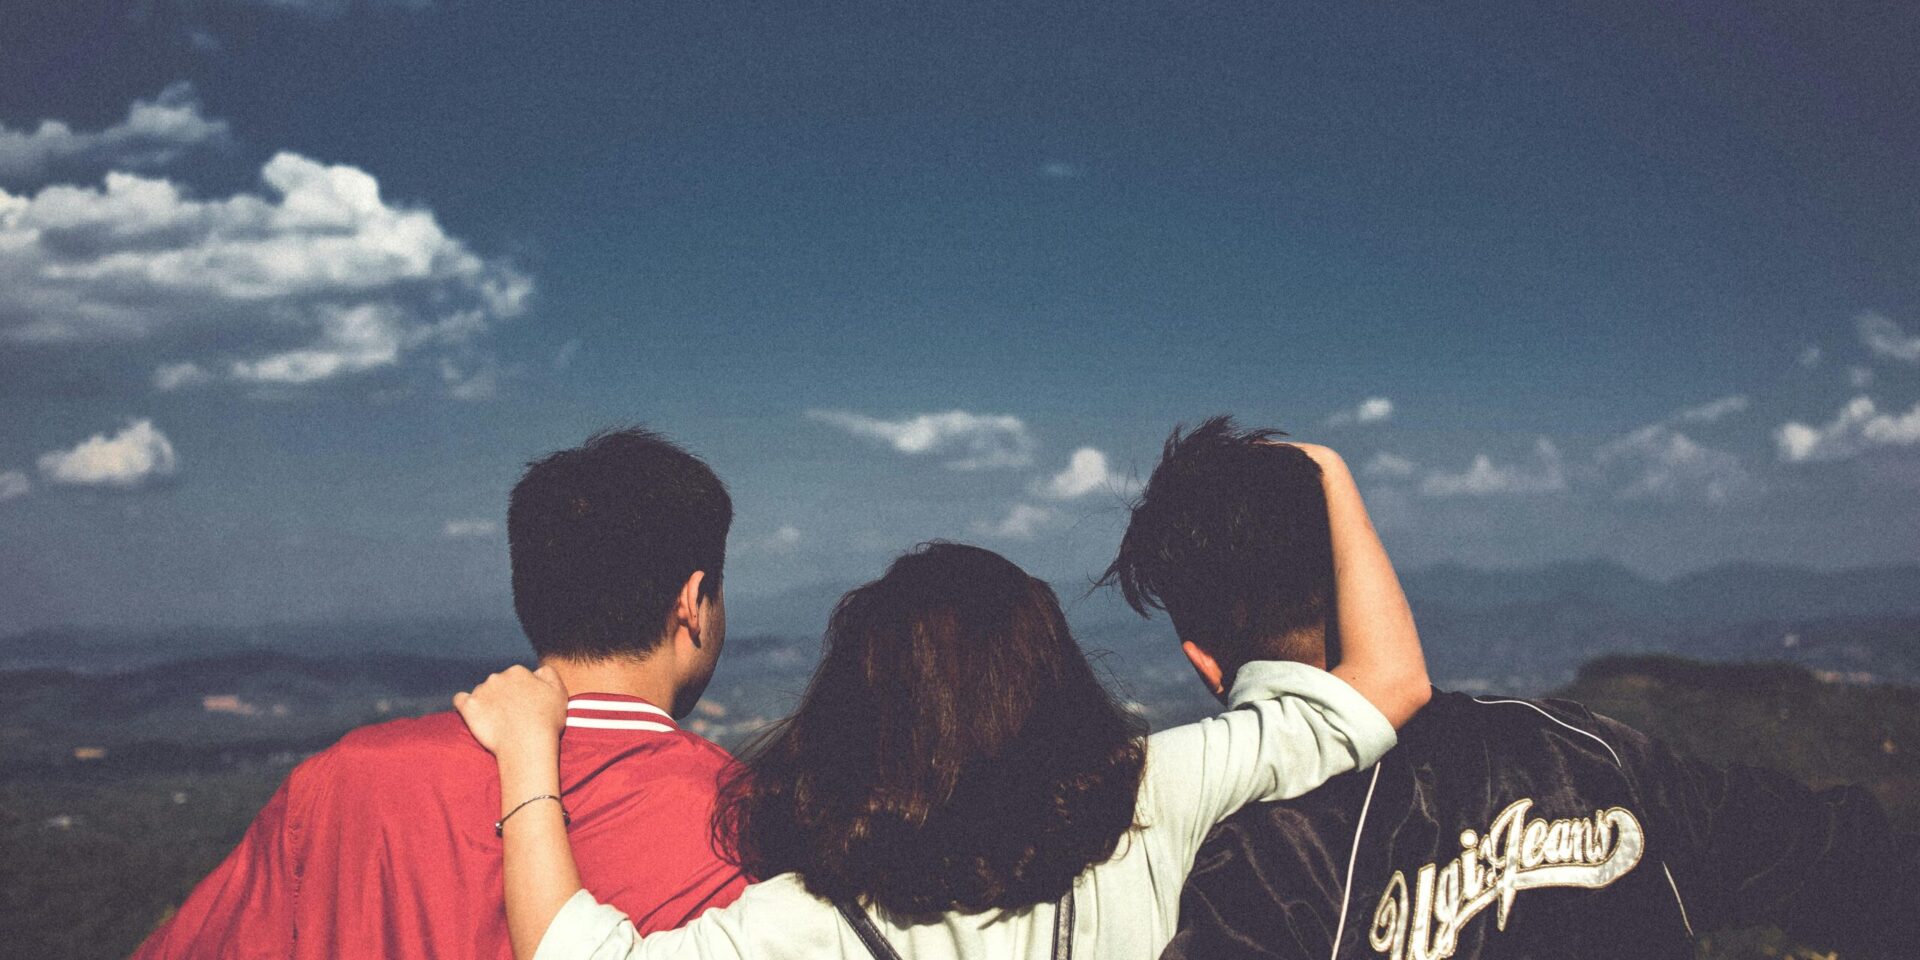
[1100,415,1333,675]
[508,427,731,660]
[721,542,1146,915]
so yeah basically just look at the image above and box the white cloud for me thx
[1673,395,1749,424]
[1849,365,1875,389]
[152,361,211,391]
[973,503,1057,539]
[1798,345,1823,367]
[1597,425,1755,503]
[1038,447,1131,500]
[807,409,1035,470]
[551,338,582,371]
[1325,396,1393,426]
[1362,452,1417,479]
[0,150,530,393]
[756,524,804,554]
[1040,162,1084,179]
[1420,438,1566,497]
[0,83,228,182]
[0,470,30,501]
[442,519,499,538]
[437,356,506,401]
[1859,313,1920,364]
[1776,396,1920,462]
[37,419,179,489]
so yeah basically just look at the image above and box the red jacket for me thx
[133,693,749,959]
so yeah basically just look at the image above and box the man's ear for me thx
[674,570,708,648]
[1181,640,1226,699]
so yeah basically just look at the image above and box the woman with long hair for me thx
[456,443,1427,960]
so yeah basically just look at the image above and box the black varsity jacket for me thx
[1161,689,1918,960]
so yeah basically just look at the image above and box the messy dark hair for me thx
[508,426,731,660]
[1098,415,1333,674]
[718,542,1146,915]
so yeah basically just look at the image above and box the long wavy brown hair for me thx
[715,542,1147,915]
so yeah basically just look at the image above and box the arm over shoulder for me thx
[1140,660,1396,872]
[533,875,842,960]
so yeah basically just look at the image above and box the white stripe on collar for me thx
[567,699,673,719]
[565,717,676,732]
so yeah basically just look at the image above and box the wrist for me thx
[495,737,560,777]
[499,761,562,813]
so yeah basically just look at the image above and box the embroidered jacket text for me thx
[1368,798,1644,960]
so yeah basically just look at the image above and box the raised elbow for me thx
[1384,663,1432,729]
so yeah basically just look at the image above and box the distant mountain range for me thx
[730,558,1920,637]
[3,559,1916,696]
[0,618,531,673]
[1404,559,1920,625]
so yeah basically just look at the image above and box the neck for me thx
[540,654,678,711]
[1248,623,1329,670]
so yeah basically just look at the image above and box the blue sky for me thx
[2,1,1918,632]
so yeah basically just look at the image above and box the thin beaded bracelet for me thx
[495,794,571,837]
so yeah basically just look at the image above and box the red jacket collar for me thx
[564,693,678,733]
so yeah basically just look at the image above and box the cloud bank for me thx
[1421,439,1566,497]
[37,419,179,489]
[442,519,499,538]
[0,83,228,182]
[1038,447,1131,499]
[1325,396,1393,426]
[974,503,1056,539]
[1859,313,1920,364]
[807,409,1035,470]
[1597,425,1754,503]
[1673,395,1749,424]
[0,151,530,393]
[1362,452,1417,479]
[1777,397,1920,462]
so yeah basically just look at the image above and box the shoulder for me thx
[1430,690,1609,736]
[1414,691,1645,769]
[292,709,484,786]
[664,728,741,772]
[625,727,740,776]
[327,708,477,757]
[563,727,742,806]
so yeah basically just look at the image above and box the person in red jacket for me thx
[133,427,749,960]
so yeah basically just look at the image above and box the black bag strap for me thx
[835,888,1078,960]
[835,900,906,960]
[1052,887,1076,960]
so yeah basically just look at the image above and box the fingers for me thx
[533,664,567,694]
[453,690,470,709]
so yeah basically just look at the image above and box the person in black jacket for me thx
[1100,416,1918,960]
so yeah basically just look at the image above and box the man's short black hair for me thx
[508,427,731,661]
[1098,416,1332,671]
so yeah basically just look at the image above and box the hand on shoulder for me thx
[453,664,569,757]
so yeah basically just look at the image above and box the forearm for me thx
[1316,451,1429,727]
[498,744,583,960]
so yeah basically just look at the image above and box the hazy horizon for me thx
[9,552,1918,637]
